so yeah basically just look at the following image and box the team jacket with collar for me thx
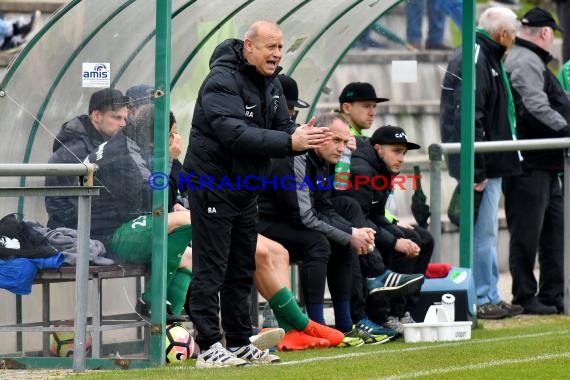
[182,38,297,202]
[84,129,152,245]
[344,137,405,252]
[258,150,353,246]
[505,37,570,171]
[440,32,521,182]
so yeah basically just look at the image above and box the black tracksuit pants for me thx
[380,225,433,319]
[503,170,564,308]
[329,196,390,322]
[350,224,433,323]
[257,220,336,305]
[188,189,258,350]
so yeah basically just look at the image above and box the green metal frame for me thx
[13,0,138,217]
[171,1,254,87]
[299,1,404,121]
[459,0,476,269]
[112,0,197,88]
[149,0,172,367]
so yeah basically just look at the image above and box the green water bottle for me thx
[333,147,351,190]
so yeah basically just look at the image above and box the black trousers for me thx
[329,196,391,322]
[503,170,564,307]
[349,225,434,323]
[381,225,433,318]
[329,196,387,277]
[258,220,340,304]
[188,190,258,349]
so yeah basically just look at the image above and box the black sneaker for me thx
[135,297,187,323]
[477,303,508,319]
[518,297,558,315]
[498,301,524,317]
[538,297,564,314]
[367,271,424,304]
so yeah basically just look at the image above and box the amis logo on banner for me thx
[82,62,111,88]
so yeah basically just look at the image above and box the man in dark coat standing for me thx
[504,7,570,315]
[182,20,327,368]
[440,7,523,319]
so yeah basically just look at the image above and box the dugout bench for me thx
[1,264,149,358]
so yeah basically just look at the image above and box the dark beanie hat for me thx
[88,88,130,114]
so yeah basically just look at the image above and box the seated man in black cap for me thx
[344,125,433,335]
[277,74,310,123]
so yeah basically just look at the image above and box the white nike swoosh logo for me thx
[371,201,379,204]
[245,105,257,110]
[278,298,292,308]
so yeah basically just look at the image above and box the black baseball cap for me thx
[339,82,389,104]
[520,7,564,32]
[278,74,310,108]
[88,88,130,114]
[369,125,420,150]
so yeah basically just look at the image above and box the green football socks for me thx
[269,287,310,332]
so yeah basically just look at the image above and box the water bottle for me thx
[262,303,278,328]
[386,190,397,215]
[333,147,351,190]
[441,293,456,322]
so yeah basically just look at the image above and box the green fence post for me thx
[150,0,172,367]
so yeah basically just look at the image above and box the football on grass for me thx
[49,330,92,357]
[165,323,194,363]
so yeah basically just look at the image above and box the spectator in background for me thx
[553,0,569,63]
[504,7,569,315]
[440,7,523,319]
[405,0,462,50]
[0,10,38,51]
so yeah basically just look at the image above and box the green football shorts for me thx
[110,215,192,271]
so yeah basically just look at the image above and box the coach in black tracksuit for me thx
[182,21,325,354]
[345,127,433,323]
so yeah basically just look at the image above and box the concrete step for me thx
[0,1,65,13]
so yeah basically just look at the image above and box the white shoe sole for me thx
[195,359,248,369]
[249,328,285,350]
